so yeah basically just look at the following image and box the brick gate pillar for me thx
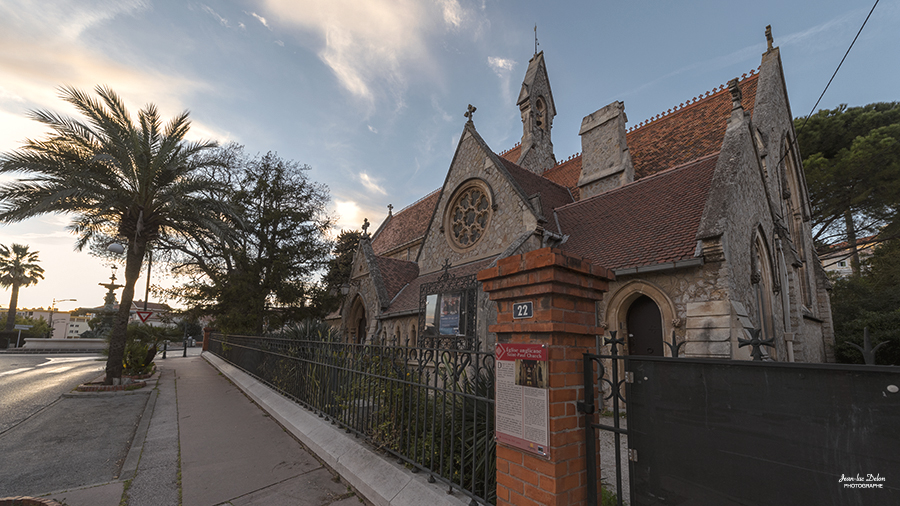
[478,247,614,506]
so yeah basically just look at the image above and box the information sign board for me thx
[495,343,549,457]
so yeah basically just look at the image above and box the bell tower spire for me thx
[516,51,556,174]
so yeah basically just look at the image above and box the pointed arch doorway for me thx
[626,295,664,357]
[347,296,368,344]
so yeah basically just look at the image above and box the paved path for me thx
[172,356,359,506]
[29,353,364,506]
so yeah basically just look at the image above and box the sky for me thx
[0,0,897,313]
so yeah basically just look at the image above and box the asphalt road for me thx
[0,354,106,434]
[0,353,152,497]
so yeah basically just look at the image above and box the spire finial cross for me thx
[534,24,539,55]
[464,104,477,123]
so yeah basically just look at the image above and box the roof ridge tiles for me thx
[392,187,441,216]
[498,142,522,157]
[626,69,760,133]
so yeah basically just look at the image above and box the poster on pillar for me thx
[495,343,549,457]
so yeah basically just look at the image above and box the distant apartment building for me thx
[819,236,877,278]
[10,307,89,338]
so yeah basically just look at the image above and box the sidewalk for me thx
[43,353,362,506]
[27,350,472,506]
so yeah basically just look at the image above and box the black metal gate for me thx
[579,331,632,506]
[581,332,900,506]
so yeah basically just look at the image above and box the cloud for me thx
[275,40,285,47]
[438,0,464,29]
[201,5,229,27]
[368,125,378,133]
[488,57,516,103]
[359,173,387,195]
[0,2,213,143]
[332,200,366,231]
[264,0,474,103]
[251,12,271,29]
[431,95,454,122]
[488,57,516,75]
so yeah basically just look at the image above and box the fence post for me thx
[202,327,212,352]
[479,247,614,506]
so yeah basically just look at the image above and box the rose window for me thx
[450,187,490,248]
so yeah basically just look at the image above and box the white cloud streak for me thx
[263,0,474,104]
[251,12,271,29]
[0,1,229,146]
[202,5,229,27]
[359,173,387,195]
[487,57,516,104]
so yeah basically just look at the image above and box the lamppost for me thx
[48,298,76,339]
[106,242,152,312]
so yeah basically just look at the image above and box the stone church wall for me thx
[418,129,540,275]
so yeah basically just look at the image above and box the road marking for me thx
[44,366,75,373]
[0,367,33,377]
[37,356,102,367]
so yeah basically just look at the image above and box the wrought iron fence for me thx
[208,333,496,505]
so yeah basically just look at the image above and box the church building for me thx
[332,27,834,363]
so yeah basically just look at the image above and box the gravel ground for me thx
[598,415,630,505]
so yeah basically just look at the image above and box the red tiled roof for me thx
[542,155,583,200]
[497,157,573,231]
[542,72,758,197]
[499,143,521,162]
[556,153,720,271]
[373,255,419,302]
[627,73,758,179]
[383,258,496,316]
[372,189,440,255]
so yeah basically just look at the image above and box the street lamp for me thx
[49,298,76,339]
[107,242,152,311]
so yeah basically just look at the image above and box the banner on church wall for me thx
[495,343,550,458]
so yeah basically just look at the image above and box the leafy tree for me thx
[795,103,900,275]
[13,314,51,341]
[318,229,362,315]
[167,146,332,334]
[0,244,44,331]
[829,238,900,365]
[0,86,237,383]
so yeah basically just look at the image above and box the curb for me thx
[0,496,64,506]
[203,352,472,506]
[120,385,159,480]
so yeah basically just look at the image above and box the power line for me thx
[797,0,880,133]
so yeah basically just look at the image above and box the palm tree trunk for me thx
[5,284,19,331]
[105,244,145,384]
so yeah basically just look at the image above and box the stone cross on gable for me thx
[387,204,393,216]
[464,104,477,123]
[362,218,369,234]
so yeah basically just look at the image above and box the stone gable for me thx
[417,126,542,274]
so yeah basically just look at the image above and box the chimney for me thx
[577,101,633,199]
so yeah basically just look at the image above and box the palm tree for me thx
[0,86,236,383]
[0,244,45,331]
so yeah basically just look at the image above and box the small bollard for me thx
[162,340,167,359]
[183,338,188,357]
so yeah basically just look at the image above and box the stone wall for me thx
[418,127,541,275]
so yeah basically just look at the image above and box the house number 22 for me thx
[512,301,533,319]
